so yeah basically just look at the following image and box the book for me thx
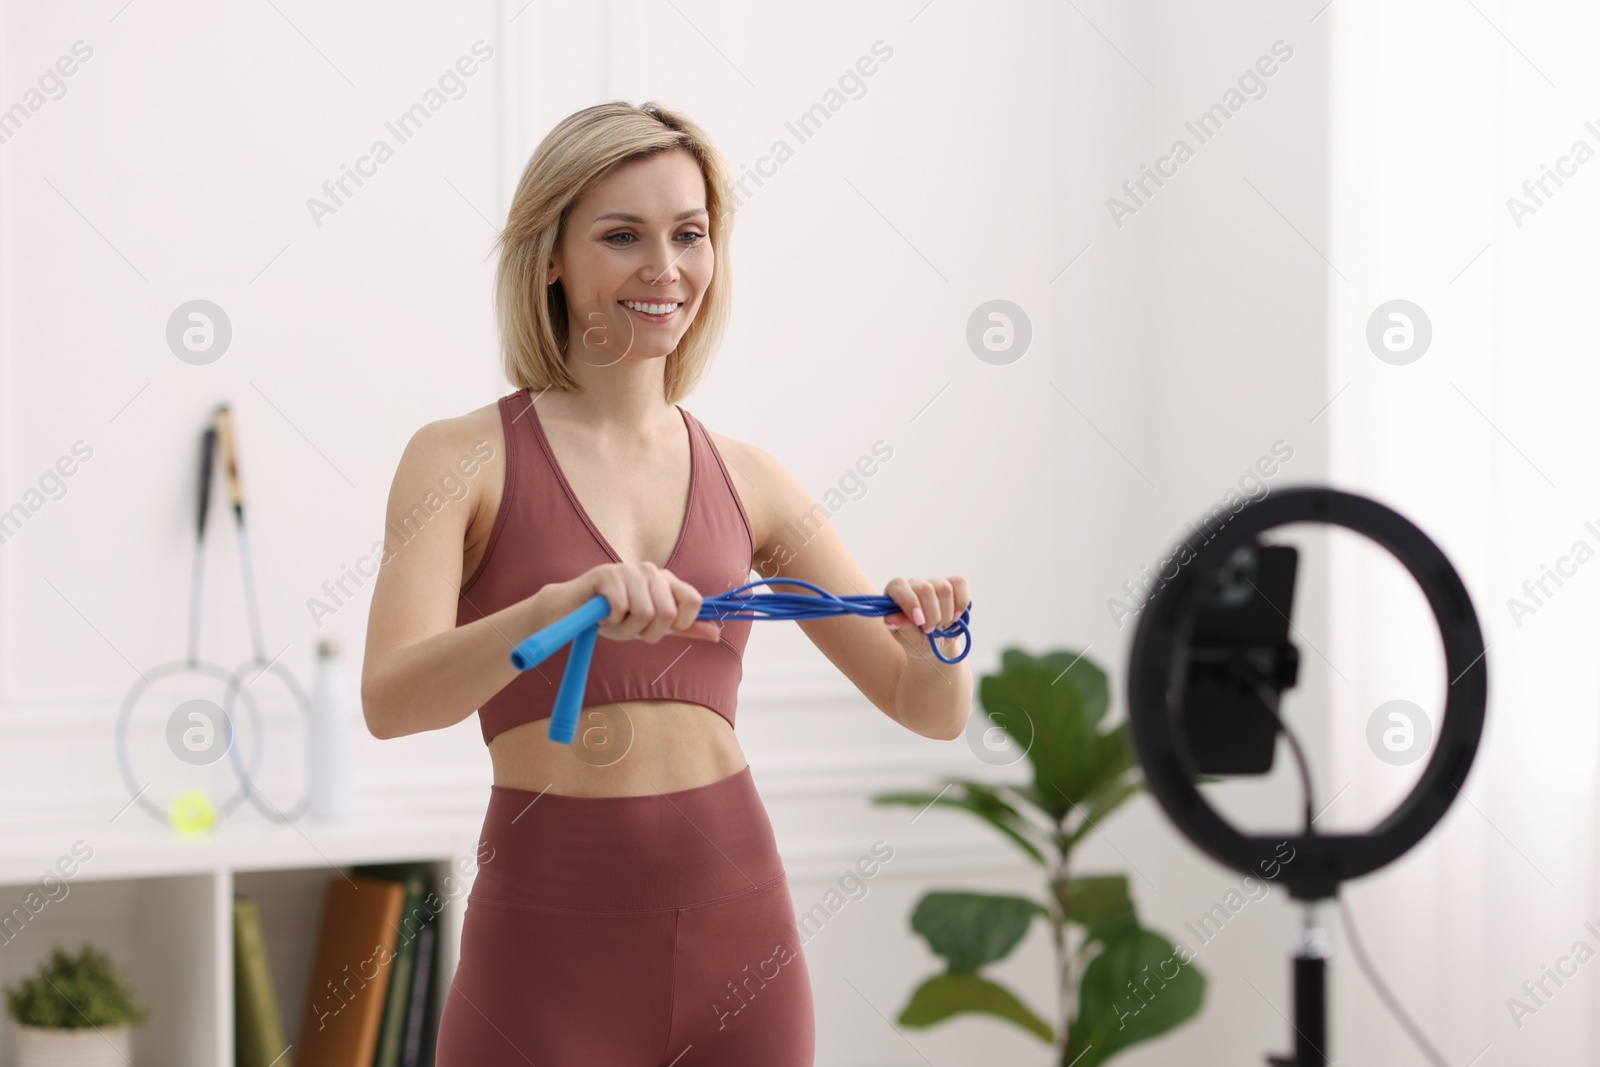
[294,874,406,1067]
[352,862,435,1067]
[234,896,293,1067]
[401,913,437,1067]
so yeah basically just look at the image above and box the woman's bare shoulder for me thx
[702,425,777,489]
[385,398,507,538]
[702,427,811,562]
[393,397,506,479]
[406,398,502,453]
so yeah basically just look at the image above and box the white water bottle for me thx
[308,638,355,823]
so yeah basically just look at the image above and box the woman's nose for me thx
[641,237,687,284]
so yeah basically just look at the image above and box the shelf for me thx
[0,809,483,1066]
[0,808,478,885]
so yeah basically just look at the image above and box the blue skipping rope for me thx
[509,577,973,743]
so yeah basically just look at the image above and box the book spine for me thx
[234,898,291,1067]
[400,916,437,1067]
[374,874,427,1067]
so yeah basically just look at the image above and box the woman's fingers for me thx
[606,564,655,640]
[930,578,955,631]
[883,576,969,633]
[593,566,632,629]
[886,576,939,631]
[950,576,972,617]
[667,573,722,641]
[882,576,923,629]
[592,562,720,643]
[638,564,681,644]
[912,578,947,633]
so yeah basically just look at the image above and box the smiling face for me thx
[547,147,713,369]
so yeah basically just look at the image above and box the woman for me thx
[361,101,973,1066]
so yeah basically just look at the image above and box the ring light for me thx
[1126,486,1488,901]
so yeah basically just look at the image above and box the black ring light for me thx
[1127,485,1488,902]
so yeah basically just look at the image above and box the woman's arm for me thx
[360,416,580,740]
[733,440,972,741]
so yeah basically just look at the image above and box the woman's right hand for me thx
[552,562,724,645]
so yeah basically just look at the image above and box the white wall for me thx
[0,1,1335,1064]
[1328,0,1600,1063]
[1077,3,1334,1063]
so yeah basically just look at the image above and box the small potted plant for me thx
[3,942,149,1067]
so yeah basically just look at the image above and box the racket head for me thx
[224,656,312,822]
[115,659,265,825]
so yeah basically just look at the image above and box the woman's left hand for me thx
[882,575,972,650]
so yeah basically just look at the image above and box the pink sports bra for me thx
[456,389,755,745]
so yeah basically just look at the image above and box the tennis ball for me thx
[169,790,216,835]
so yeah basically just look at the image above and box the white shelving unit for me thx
[0,810,482,1067]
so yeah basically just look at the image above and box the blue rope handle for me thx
[509,577,972,743]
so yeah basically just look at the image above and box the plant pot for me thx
[13,1023,132,1067]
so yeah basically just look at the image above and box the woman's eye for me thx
[604,231,706,246]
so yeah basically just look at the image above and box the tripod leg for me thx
[1292,952,1327,1067]
[1268,908,1330,1067]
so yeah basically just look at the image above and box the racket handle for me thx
[197,427,216,539]
[547,624,598,744]
[214,404,245,520]
[509,594,611,670]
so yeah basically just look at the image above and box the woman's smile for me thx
[619,298,683,323]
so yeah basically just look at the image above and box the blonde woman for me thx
[361,101,973,1065]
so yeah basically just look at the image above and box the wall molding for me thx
[0,659,864,730]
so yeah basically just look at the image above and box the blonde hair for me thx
[494,100,736,404]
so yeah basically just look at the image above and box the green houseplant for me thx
[872,646,1205,1067]
[3,942,149,1067]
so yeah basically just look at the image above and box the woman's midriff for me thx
[487,698,748,797]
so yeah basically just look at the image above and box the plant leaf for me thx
[1066,929,1206,1067]
[909,891,1046,972]
[1,942,149,1029]
[1066,778,1145,852]
[978,647,1135,821]
[1057,875,1139,949]
[1051,724,1136,819]
[996,782,1056,822]
[949,779,1059,852]
[898,971,1054,1042]
[945,780,1046,829]
[871,788,1049,866]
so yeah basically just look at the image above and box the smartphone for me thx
[1177,541,1301,776]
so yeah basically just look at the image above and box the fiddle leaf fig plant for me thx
[872,647,1205,1067]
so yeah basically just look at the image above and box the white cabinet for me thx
[0,815,480,1067]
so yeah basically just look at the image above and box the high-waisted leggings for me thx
[434,764,816,1066]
